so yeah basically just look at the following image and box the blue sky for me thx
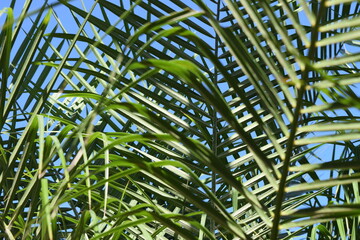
[1,0,358,187]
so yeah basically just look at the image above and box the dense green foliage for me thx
[1,0,360,239]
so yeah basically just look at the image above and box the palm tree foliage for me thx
[1,0,360,239]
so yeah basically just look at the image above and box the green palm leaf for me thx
[1,0,360,239]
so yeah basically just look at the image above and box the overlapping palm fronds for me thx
[1,0,360,239]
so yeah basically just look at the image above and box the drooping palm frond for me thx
[1,0,360,239]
